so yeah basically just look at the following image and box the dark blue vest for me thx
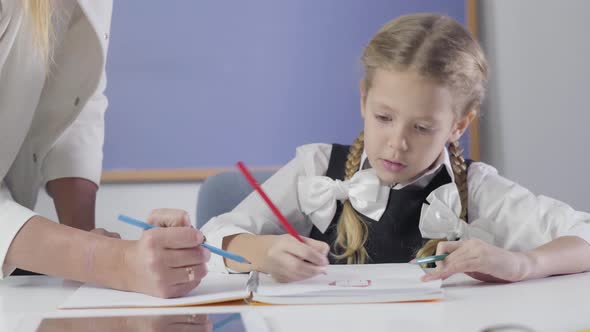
[309,144,464,264]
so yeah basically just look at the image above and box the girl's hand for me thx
[422,239,531,283]
[260,235,330,283]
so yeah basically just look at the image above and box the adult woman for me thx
[0,0,208,298]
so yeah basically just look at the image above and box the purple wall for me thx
[104,0,467,170]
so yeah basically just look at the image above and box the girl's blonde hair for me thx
[24,0,53,63]
[334,14,488,264]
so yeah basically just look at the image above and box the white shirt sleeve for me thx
[468,162,590,251]
[41,69,107,187]
[0,182,37,279]
[201,143,333,272]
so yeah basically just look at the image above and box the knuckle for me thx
[286,260,300,272]
[146,252,162,271]
[195,265,208,280]
[147,209,161,222]
[92,228,106,235]
[302,247,315,259]
[181,210,190,220]
[143,232,158,249]
[166,210,183,221]
[436,241,448,251]
[192,229,204,244]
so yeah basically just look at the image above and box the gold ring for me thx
[186,266,195,281]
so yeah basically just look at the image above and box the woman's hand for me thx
[90,228,121,239]
[422,239,532,283]
[122,226,210,298]
[147,208,192,228]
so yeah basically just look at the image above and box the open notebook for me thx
[60,263,442,309]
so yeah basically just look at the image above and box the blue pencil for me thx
[410,254,449,265]
[117,214,250,264]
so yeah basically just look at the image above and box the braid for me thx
[448,141,469,221]
[357,13,487,261]
[344,134,364,181]
[334,131,370,264]
[416,141,469,259]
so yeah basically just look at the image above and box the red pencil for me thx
[236,161,304,243]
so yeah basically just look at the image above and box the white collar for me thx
[359,148,455,189]
[298,147,457,233]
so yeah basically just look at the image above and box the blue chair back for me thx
[196,170,275,228]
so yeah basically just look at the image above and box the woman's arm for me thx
[5,216,128,289]
[5,214,211,298]
[46,177,98,231]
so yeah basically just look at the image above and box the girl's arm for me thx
[201,144,333,273]
[521,235,590,279]
[423,162,590,282]
[223,233,329,283]
[423,236,590,282]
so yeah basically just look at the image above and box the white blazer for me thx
[0,0,113,278]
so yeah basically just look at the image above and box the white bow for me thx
[297,168,390,233]
[419,183,494,244]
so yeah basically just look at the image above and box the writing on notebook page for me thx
[328,280,372,287]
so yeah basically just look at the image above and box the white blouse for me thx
[201,143,590,272]
[0,0,111,278]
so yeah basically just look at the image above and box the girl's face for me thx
[360,68,473,186]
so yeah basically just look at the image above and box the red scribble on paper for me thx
[328,280,372,287]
